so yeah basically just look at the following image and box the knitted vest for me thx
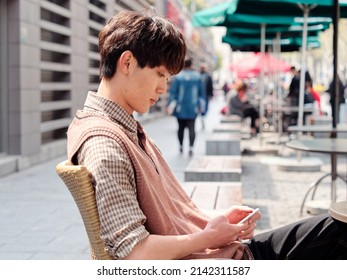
[67,110,234,259]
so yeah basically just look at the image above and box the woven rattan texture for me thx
[56,160,113,260]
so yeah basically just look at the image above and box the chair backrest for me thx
[55,160,113,260]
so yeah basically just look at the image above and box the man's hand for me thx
[202,215,251,249]
[224,206,262,241]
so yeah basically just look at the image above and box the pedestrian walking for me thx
[200,64,213,104]
[168,58,206,156]
[199,63,214,129]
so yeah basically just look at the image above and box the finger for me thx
[238,224,256,239]
[240,231,254,240]
[251,212,262,222]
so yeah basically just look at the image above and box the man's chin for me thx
[136,109,149,115]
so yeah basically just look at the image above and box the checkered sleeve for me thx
[78,135,149,259]
[241,244,254,260]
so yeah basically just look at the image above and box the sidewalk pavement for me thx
[0,93,345,260]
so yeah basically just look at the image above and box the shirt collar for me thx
[83,91,138,134]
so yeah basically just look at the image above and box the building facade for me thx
[0,0,215,176]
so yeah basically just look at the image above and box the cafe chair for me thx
[55,160,113,260]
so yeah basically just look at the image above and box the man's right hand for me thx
[202,214,251,249]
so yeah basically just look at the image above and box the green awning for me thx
[222,35,320,49]
[225,28,321,39]
[235,0,347,18]
[192,0,347,27]
[224,22,330,35]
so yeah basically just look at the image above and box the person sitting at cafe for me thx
[306,80,323,116]
[229,80,260,136]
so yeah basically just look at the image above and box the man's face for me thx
[291,69,298,76]
[121,61,170,114]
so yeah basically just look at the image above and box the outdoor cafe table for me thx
[288,124,347,136]
[272,106,314,113]
[288,124,347,161]
[272,106,314,136]
[286,138,347,215]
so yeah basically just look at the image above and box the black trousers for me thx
[243,107,259,129]
[247,214,347,259]
[177,118,196,147]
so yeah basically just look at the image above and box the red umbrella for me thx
[229,52,291,78]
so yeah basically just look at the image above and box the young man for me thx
[67,10,347,260]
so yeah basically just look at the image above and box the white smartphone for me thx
[238,208,260,224]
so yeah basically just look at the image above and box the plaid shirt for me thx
[75,92,253,260]
[77,92,149,259]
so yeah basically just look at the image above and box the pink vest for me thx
[67,110,234,259]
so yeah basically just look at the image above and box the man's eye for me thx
[159,73,168,81]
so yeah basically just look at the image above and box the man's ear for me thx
[118,51,133,74]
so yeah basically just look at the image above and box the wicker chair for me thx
[55,160,113,260]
